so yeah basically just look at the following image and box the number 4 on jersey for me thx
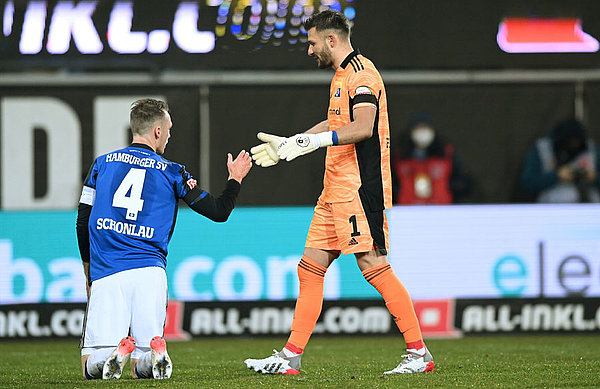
[113,168,146,220]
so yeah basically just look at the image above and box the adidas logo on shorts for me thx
[348,237,359,246]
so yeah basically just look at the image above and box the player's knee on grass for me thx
[81,355,89,379]
[130,358,138,378]
[81,347,115,379]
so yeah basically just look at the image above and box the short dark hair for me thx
[304,9,351,39]
[130,98,169,135]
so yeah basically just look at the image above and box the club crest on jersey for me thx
[334,87,341,97]
[186,178,197,189]
[355,86,374,95]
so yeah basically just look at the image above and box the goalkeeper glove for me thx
[277,131,338,161]
[250,132,286,167]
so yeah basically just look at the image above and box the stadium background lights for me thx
[9,0,356,55]
[3,0,14,36]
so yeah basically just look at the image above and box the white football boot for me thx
[150,336,173,379]
[383,348,435,374]
[244,350,301,375]
[102,336,136,379]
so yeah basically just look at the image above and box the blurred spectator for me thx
[520,117,600,203]
[392,113,472,204]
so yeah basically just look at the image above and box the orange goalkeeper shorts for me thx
[305,194,389,255]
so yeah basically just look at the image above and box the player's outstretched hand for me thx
[250,132,286,167]
[227,150,252,183]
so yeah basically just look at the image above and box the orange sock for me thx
[362,263,423,346]
[286,256,327,351]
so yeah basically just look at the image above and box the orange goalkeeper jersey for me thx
[320,50,392,210]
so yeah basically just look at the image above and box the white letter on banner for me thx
[173,2,215,53]
[267,256,338,300]
[94,96,166,157]
[47,1,102,54]
[1,97,81,209]
[214,256,262,300]
[173,256,214,301]
[147,30,170,54]
[267,256,300,300]
[46,258,87,302]
[107,1,147,53]
[19,1,46,54]
[67,310,84,335]
[50,310,68,336]
[0,241,44,304]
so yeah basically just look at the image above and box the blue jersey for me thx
[81,144,201,281]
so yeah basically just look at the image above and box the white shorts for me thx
[80,266,167,359]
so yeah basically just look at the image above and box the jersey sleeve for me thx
[77,158,100,265]
[173,162,241,222]
[184,179,241,222]
[79,158,99,206]
[347,69,380,109]
[175,164,204,200]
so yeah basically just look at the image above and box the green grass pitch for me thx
[0,335,598,388]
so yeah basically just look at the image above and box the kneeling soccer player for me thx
[77,98,252,379]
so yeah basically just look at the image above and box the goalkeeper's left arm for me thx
[277,106,377,161]
[304,119,329,134]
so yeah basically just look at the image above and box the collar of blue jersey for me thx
[130,143,155,152]
[339,49,361,69]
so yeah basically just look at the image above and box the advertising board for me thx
[2,204,599,304]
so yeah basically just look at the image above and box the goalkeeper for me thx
[244,10,434,376]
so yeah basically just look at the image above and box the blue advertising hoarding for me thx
[0,207,380,304]
[2,204,600,304]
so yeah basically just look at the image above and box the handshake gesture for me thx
[250,131,337,167]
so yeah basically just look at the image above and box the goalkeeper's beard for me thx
[313,46,334,69]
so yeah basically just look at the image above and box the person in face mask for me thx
[391,113,472,204]
[520,117,600,203]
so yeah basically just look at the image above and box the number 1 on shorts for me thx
[349,215,361,237]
